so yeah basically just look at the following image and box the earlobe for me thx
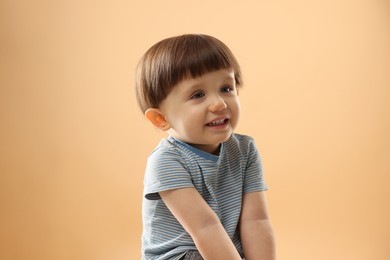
[145,108,170,131]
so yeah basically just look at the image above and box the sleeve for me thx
[243,138,268,193]
[144,147,195,200]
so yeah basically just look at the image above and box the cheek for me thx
[230,101,241,125]
[174,107,202,128]
[230,99,241,114]
[183,109,203,122]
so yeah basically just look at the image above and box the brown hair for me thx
[135,34,242,113]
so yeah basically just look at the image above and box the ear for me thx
[145,108,171,131]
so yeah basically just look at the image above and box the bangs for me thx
[168,34,242,86]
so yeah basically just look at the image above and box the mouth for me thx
[205,118,229,127]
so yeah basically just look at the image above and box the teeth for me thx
[207,119,225,126]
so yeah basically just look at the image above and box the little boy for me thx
[135,34,275,260]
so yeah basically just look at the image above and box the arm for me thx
[240,191,276,260]
[160,187,241,260]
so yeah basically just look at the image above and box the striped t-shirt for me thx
[142,133,268,260]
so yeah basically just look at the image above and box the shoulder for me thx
[149,138,180,158]
[146,137,195,173]
[226,133,257,154]
[146,139,182,172]
[230,133,255,144]
[148,138,188,162]
[223,134,262,170]
[144,138,195,199]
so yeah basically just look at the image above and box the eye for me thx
[221,85,234,93]
[190,90,205,99]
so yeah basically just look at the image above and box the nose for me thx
[208,95,227,112]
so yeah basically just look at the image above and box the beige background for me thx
[1,0,389,259]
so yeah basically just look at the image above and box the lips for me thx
[206,118,229,126]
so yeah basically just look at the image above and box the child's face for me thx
[160,68,240,154]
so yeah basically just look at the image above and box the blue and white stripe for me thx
[142,133,268,260]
